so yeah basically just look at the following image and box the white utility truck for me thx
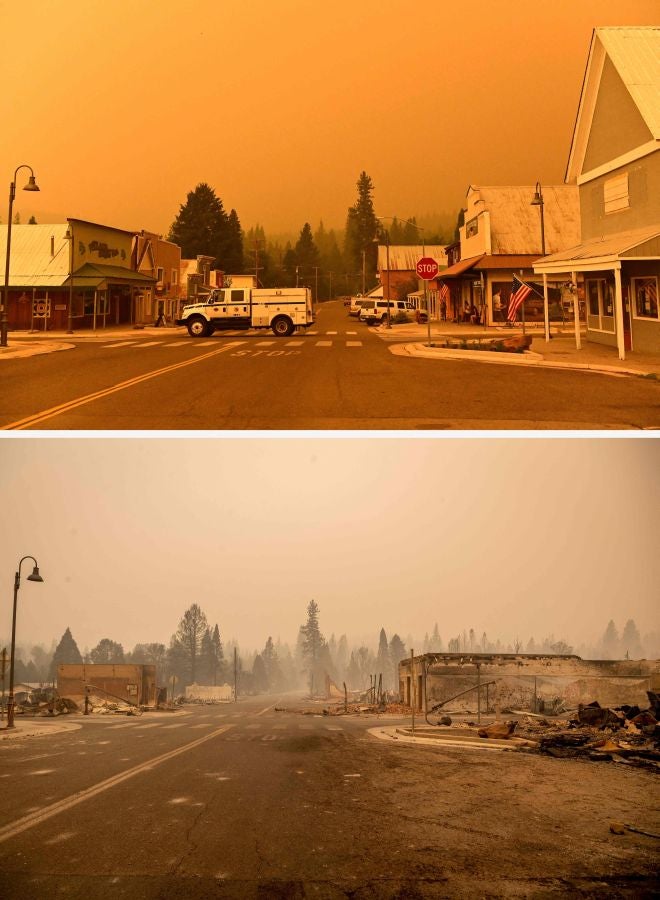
[176,286,314,337]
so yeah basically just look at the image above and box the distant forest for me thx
[4,601,656,696]
[167,173,458,300]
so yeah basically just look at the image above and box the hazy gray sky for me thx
[1,438,657,655]
[1,0,657,234]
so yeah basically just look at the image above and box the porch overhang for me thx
[63,263,157,289]
[533,226,660,275]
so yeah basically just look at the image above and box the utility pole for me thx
[313,266,319,306]
[234,647,238,702]
[328,271,333,300]
[1,647,7,718]
[410,648,415,735]
[361,249,366,295]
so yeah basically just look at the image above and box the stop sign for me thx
[416,257,439,280]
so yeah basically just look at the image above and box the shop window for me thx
[631,276,659,321]
[171,268,179,285]
[585,279,615,332]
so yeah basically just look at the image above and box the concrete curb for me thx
[368,725,516,751]
[0,341,75,360]
[390,342,651,378]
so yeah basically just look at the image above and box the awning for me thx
[435,255,484,278]
[63,263,157,288]
[533,226,660,274]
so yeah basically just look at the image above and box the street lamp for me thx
[373,231,392,328]
[531,182,550,342]
[376,216,427,336]
[1,166,40,347]
[5,556,44,729]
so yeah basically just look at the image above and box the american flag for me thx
[439,281,450,303]
[507,275,533,322]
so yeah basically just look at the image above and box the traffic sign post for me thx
[416,258,438,346]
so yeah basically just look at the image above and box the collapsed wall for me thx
[57,663,158,707]
[399,654,660,712]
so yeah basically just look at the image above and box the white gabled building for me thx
[534,26,660,359]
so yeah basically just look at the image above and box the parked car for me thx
[349,296,366,317]
[359,299,408,324]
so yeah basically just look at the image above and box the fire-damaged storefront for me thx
[0,219,155,331]
[399,653,660,716]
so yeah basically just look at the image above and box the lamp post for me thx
[6,556,44,729]
[531,182,550,342]
[1,166,40,347]
[376,216,427,334]
[63,223,75,334]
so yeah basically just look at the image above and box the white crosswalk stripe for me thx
[196,340,216,346]
[326,331,337,335]
[133,723,161,730]
[163,342,189,347]
[102,341,138,349]
[286,341,304,346]
[160,723,186,729]
[346,341,362,347]
[255,341,275,347]
[315,341,332,347]
[138,342,164,348]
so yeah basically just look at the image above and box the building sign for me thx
[70,219,133,271]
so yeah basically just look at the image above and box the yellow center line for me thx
[0,723,235,844]
[2,341,245,430]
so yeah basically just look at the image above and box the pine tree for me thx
[602,620,620,659]
[168,183,235,267]
[375,628,391,690]
[301,600,324,663]
[344,171,379,283]
[294,222,320,277]
[28,215,37,224]
[89,638,125,663]
[430,623,442,652]
[252,653,269,693]
[621,619,642,659]
[50,627,83,678]
[173,603,209,684]
[222,209,244,273]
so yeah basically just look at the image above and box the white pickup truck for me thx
[176,286,314,337]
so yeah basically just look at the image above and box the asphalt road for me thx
[1,302,659,430]
[1,697,658,898]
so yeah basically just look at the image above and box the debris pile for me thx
[518,694,660,770]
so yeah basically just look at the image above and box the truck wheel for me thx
[187,317,210,338]
[272,316,294,337]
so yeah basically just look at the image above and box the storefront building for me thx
[1,219,155,331]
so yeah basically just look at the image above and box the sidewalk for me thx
[0,717,81,740]
[0,324,173,360]
[377,321,660,378]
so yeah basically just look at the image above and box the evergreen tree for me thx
[50,627,83,678]
[28,215,37,224]
[344,171,379,285]
[430,623,442,652]
[168,183,237,268]
[301,600,324,663]
[173,603,209,684]
[335,634,349,681]
[89,638,125,664]
[222,208,244,273]
[301,599,326,694]
[389,634,406,668]
[346,651,361,690]
[262,636,282,691]
[294,222,320,287]
[375,628,391,690]
[252,653,269,693]
[602,620,620,659]
[621,619,642,659]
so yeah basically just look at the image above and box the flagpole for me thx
[520,271,526,335]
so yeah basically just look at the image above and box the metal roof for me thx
[377,244,448,271]
[533,225,660,271]
[466,185,580,255]
[597,27,660,140]
[0,224,70,286]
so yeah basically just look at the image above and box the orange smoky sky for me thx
[1,0,657,237]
